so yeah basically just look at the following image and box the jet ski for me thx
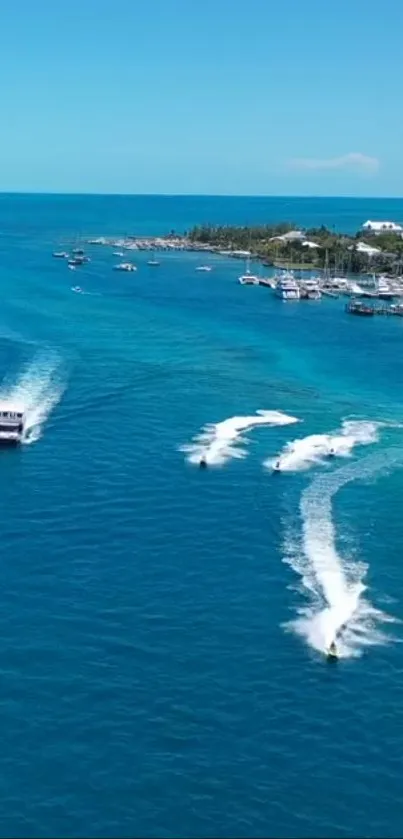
[327,640,338,660]
[199,456,207,469]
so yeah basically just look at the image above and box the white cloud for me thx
[288,152,379,174]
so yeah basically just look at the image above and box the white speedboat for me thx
[0,403,25,444]
[376,275,394,299]
[301,276,321,299]
[113,251,125,257]
[52,251,68,258]
[196,265,212,272]
[113,262,137,272]
[275,271,300,300]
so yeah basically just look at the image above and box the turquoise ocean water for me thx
[1,194,403,838]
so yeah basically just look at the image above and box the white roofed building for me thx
[349,241,381,256]
[362,220,403,234]
[269,230,305,243]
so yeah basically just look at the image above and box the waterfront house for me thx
[362,220,403,234]
[269,230,305,243]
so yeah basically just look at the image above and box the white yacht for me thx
[376,275,394,299]
[0,403,25,444]
[113,262,137,272]
[301,276,321,299]
[275,271,300,300]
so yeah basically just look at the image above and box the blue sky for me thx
[1,0,402,195]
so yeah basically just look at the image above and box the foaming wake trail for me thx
[181,410,300,466]
[265,419,380,472]
[0,352,66,444]
[285,450,402,658]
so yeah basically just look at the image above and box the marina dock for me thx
[346,301,403,317]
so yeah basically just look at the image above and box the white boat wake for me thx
[181,410,300,466]
[0,352,66,444]
[284,451,401,658]
[265,419,380,472]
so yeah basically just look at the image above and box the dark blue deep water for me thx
[1,194,403,838]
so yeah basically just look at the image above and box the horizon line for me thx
[0,190,402,200]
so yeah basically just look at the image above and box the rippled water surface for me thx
[1,194,403,838]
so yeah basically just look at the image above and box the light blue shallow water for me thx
[1,194,403,838]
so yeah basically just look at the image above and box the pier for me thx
[346,301,403,317]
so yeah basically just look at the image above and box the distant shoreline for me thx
[87,221,403,276]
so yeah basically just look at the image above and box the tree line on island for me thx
[185,223,403,274]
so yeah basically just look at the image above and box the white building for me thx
[349,241,381,256]
[362,220,403,234]
[269,230,305,243]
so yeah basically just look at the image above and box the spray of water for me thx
[284,450,402,658]
[181,410,300,466]
[0,352,66,444]
[265,419,380,473]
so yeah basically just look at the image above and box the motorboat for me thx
[275,271,300,300]
[376,275,395,299]
[113,262,137,272]
[113,251,125,257]
[301,276,322,299]
[68,255,90,266]
[0,402,25,444]
[52,251,68,258]
[196,265,212,272]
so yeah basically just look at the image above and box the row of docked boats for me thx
[238,262,403,302]
[238,265,322,300]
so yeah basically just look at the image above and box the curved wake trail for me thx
[0,352,66,444]
[285,450,402,658]
[181,410,300,466]
[266,419,380,472]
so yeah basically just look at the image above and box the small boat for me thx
[72,248,85,256]
[113,251,125,257]
[68,256,90,266]
[72,286,83,293]
[199,456,207,469]
[147,249,160,266]
[113,262,137,272]
[196,265,212,272]
[0,402,25,445]
[346,301,375,316]
[239,255,259,285]
[53,251,68,258]
[68,265,76,271]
